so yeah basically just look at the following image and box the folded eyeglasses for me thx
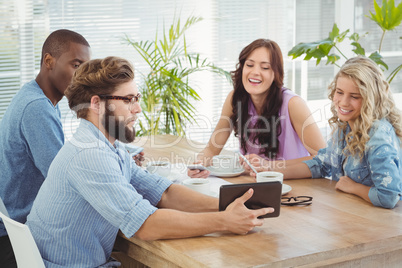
[281,196,313,206]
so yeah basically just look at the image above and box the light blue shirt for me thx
[304,119,402,209]
[26,119,172,267]
[0,80,64,237]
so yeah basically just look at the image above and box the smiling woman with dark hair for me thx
[189,38,326,178]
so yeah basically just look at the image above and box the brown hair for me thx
[230,39,284,158]
[65,56,135,119]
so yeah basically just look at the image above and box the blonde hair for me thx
[328,56,402,159]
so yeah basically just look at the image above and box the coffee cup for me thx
[146,161,171,177]
[212,155,240,171]
[256,171,284,184]
[182,178,210,195]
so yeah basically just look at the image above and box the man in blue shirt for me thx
[0,29,91,267]
[26,56,274,267]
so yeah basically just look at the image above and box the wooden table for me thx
[113,135,402,267]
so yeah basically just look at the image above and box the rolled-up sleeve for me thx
[129,163,173,206]
[304,147,334,179]
[67,150,162,238]
[366,124,401,209]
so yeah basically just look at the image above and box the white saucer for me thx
[282,184,292,195]
[206,167,245,178]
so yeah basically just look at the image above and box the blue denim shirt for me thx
[304,119,402,209]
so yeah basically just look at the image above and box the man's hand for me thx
[224,188,274,234]
[132,152,145,166]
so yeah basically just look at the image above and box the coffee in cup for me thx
[182,178,210,195]
[146,161,171,177]
[256,171,284,184]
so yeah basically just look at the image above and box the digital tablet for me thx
[219,182,282,218]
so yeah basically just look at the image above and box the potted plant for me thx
[288,0,402,83]
[125,16,231,136]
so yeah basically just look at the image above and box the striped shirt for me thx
[26,119,172,267]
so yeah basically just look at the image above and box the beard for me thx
[102,106,136,143]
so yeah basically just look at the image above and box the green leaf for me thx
[288,38,333,58]
[351,41,365,55]
[349,32,360,42]
[326,54,340,65]
[288,37,335,66]
[329,23,340,41]
[367,0,402,31]
[368,51,388,70]
[336,29,350,43]
[387,63,402,83]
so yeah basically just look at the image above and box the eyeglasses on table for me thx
[281,196,312,206]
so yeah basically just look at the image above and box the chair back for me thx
[0,210,45,268]
[0,196,9,217]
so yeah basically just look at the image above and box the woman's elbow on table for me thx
[374,198,399,209]
[369,188,400,209]
[379,197,399,209]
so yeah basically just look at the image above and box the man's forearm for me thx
[158,184,219,212]
[135,209,226,240]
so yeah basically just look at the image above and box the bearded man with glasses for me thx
[26,56,274,267]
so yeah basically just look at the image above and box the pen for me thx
[238,154,259,174]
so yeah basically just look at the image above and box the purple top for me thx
[240,88,310,160]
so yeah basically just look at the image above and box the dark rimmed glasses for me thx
[281,196,313,206]
[99,93,141,109]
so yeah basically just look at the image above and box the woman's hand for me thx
[335,176,371,204]
[188,168,210,178]
[335,176,358,194]
[240,154,272,177]
[187,161,210,178]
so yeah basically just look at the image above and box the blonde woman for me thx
[246,56,402,208]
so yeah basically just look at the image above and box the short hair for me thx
[41,29,90,64]
[65,56,135,119]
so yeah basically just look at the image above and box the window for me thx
[356,0,402,94]
[1,0,401,146]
